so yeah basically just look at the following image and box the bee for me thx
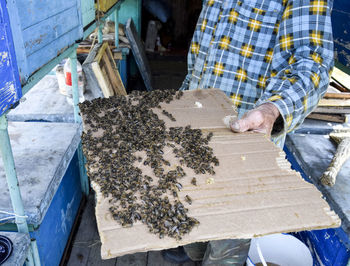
[191,178,197,186]
[185,195,192,205]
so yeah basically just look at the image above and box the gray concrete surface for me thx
[0,122,81,226]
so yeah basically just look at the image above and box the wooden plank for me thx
[116,252,148,266]
[307,113,346,123]
[147,251,196,266]
[96,42,109,64]
[92,61,114,97]
[66,194,98,266]
[324,92,350,99]
[126,18,153,91]
[77,47,92,54]
[82,44,104,99]
[318,98,350,107]
[103,47,126,95]
[83,42,126,98]
[102,53,118,90]
[101,64,114,94]
[97,0,119,12]
[314,106,350,114]
[329,80,349,93]
[332,67,350,91]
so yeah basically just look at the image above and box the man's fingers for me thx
[231,110,263,132]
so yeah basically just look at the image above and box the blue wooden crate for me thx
[6,0,83,84]
[0,0,22,117]
[81,0,95,28]
[31,152,82,266]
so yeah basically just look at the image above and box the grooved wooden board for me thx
[81,89,340,259]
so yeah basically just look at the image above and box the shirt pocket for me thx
[234,1,282,26]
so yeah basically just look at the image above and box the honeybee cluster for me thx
[79,90,218,240]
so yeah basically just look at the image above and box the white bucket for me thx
[246,234,313,266]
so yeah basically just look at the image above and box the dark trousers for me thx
[184,239,251,265]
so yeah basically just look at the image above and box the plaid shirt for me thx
[181,0,334,145]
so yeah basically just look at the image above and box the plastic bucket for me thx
[246,234,313,266]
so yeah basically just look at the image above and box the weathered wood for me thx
[7,0,83,82]
[329,80,349,93]
[86,42,126,97]
[96,43,109,64]
[92,61,114,97]
[97,0,119,12]
[318,98,350,107]
[324,92,350,99]
[307,113,346,123]
[82,43,105,99]
[126,18,153,91]
[321,132,350,186]
[314,106,350,114]
[77,47,93,54]
[331,67,350,92]
[103,48,126,95]
[116,252,148,266]
[67,194,99,266]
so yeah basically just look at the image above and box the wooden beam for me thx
[324,92,350,99]
[318,98,350,107]
[331,67,350,92]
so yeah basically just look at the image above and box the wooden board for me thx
[314,106,350,114]
[83,43,105,99]
[307,113,346,123]
[126,18,153,91]
[0,0,22,116]
[83,42,126,99]
[80,89,340,259]
[324,92,350,99]
[318,98,350,107]
[97,0,119,12]
[331,67,350,92]
[7,0,83,83]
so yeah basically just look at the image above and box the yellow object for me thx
[96,0,119,12]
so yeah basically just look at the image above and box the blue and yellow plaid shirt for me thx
[181,0,334,144]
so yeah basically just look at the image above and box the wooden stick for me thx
[324,92,350,99]
[320,138,350,186]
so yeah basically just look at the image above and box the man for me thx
[165,0,334,264]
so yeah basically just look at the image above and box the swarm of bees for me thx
[79,89,219,240]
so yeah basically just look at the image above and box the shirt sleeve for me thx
[255,0,334,135]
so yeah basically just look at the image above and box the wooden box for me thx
[96,0,119,12]
[0,0,22,116]
[81,0,95,28]
[6,0,83,84]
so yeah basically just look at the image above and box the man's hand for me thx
[231,103,280,136]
